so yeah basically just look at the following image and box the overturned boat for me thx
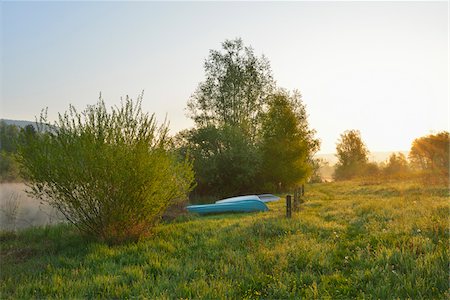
[186,199,268,215]
[186,194,278,215]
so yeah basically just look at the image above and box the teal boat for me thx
[186,199,269,215]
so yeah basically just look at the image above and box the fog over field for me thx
[0,183,65,230]
[315,151,409,165]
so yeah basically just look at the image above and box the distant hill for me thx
[1,118,53,131]
[1,119,36,128]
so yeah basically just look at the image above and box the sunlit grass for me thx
[1,181,448,299]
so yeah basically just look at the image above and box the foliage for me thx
[383,152,409,178]
[0,122,20,181]
[187,38,274,139]
[309,158,325,183]
[177,125,260,198]
[0,152,20,182]
[1,181,448,298]
[409,131,449,179]
[183,39,318,196]
[17,95,195,243]
[0,121,21,153]
[260,90,319,190]
[334,130,370,181]
[0,122,31,182]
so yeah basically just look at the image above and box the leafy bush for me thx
[17,96,194,243]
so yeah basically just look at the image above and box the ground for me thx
[0,180,448,299]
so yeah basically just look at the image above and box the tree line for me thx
[332,129,449,184]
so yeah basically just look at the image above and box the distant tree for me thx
[333,130,369,180]
[0,121,20,153]
[187,38,275,139]
[23,124,36,137]
[0,122,22,181]
[0,152,20,182]
[260,90,319,190]
[383,152,409,178]
[309,158,325,183]
[18,95,195,243]
[409,131,449,178]
[362,162,381,180]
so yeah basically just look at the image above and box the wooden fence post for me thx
[286,195,292,218]
[293,188,299,211]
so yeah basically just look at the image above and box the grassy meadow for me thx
[0,181,448,299]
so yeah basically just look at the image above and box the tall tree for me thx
[182,38,319,196]
[334,130,369,180]
[260,90,319,190]
[183,38,275,196]
[187,38,275,139]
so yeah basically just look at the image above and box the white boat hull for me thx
[215,194,280,204]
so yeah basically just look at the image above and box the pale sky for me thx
[1,1,448,154]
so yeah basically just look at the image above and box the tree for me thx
[183,38,275,196]
[409,131,449,178]
[260,90,319,190]
[383,152,409,178]
[18,95,195,243]
[177,125,260,198]
[0,152,20,182]
[182,38,319,196]
[0,121,20,153]
[0,122,21,181]
[187,38,275,139]
[334,130,369,180]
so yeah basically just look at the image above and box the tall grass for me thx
[1,181,448,299]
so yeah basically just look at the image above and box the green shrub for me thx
[17,95,195,243]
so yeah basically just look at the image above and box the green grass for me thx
[1,181,448,299]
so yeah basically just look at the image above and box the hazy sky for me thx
[1,1,448,154]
